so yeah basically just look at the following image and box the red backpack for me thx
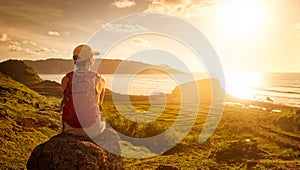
[62,70,100,128]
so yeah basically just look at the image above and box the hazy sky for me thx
[0,0,299,72]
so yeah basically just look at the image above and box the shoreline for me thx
[104,90,299,112]
[225,94,299,110]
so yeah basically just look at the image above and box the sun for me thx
[217,0,266,38]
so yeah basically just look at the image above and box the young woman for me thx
[61,44,106,138]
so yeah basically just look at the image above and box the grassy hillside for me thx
[0,60,42,86]
[0,60,61,98]
[0,73,61,169]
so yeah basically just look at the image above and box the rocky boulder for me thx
[27,131,124,170]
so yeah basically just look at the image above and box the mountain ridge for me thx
[0,60,62,98]
[24,58,184,74]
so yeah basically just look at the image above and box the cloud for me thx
[29,41,37,46]
[130,38,153,48]
[9,41,23,52]
[8,44,22,52]
[103,23,151,33]
[161,0,186,6]
[296,23,300,30]
[8,39,52,55]
[40,46,50,52]
[21,40,37,46]
[22,40,29,44]
[51,49,59,53]
[8,43,36,54]
[34,49,46,53]
[112,0,136,8]
[145,0,220,18]
[48,31,60,36]
[10,41,20,46]
[33,45,50,53]
[0,34,9,42]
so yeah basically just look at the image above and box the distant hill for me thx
[0,60,61,98]
[24,59,74,74]
[0,60,42,86]
[24,58,184,74]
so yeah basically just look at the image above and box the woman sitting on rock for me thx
[61,44,106,138]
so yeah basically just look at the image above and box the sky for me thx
[0,0,299,72]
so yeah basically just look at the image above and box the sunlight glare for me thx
[217,0,266,37]
[225,72,263,99]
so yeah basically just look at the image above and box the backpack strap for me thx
[66,71,74,79]
[61,71,73,104]
[65,71,74,93]
[87,71,97,79]
[86,71,101,95]
[84,71,102,106]
[85,71,101,104]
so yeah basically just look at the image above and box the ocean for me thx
[39,72,300,107]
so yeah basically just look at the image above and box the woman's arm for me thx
[61,76,68,97]
[96,75,106,105]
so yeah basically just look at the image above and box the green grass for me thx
[0,73,61,169]
[110,103,300,169]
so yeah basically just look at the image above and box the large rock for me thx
[27,131,124,170]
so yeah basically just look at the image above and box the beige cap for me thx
[73,44,100,62]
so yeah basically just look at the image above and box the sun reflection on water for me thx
[225,72,263,99]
